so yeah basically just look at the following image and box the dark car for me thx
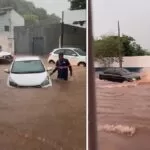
[99,68,141,82]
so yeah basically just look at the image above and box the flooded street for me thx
[0,63,86,150]
[96,76,150,150]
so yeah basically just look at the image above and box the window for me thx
[4,26,10,32]
[54,49,64,54]
[104,68,115,74]
[64,49,77,56]
[11,60,45,74]
[74,48,86,56]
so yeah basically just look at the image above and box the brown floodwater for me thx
[96,69,150,150]
[0,62,86,150]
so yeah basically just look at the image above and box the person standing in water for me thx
[50,53,72,80]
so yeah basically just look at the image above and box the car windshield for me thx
[11,60,45,74]
[74,48,86,56]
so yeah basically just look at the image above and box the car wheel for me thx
[78,62,86,67]
[49,60,55,64]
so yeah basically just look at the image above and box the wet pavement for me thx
[0,63,86,150]
[96,77,150,150]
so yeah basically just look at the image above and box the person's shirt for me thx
[56,58,71,70]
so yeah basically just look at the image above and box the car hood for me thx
[124,73,140,78]
[0,51,11,57]
[9,72,48,86]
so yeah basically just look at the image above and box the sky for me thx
[92,0,150,50]
[28,0,70,17]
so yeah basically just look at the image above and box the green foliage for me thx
[93,34,150,66]
[0,0,60,26]
[23,14,39,26]
[69,0,86,10]
[93,36,120,67]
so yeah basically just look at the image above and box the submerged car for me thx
[0,51,13,63]
[48,47,86,67]
[4,56,52,88]
[99,68,141,82]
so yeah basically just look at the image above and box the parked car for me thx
[99,68,141,82]
[4,56,52,88]
[0,51,13,63]
[48,47,86,67]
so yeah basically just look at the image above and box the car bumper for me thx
[127,76,141,82]
[7,81,52,88]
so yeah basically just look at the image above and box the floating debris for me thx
[98,124,136,136]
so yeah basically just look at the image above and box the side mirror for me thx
[47,67,53,71]
[4,69,10,74]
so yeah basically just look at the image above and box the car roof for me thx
[14,56,41,62]
[53,47,76,51]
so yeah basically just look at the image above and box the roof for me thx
[0,7,13,16]
[53,47,77,51]
[15,56,41,62]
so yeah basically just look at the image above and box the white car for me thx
[48,48,86,67]
[4,56,52,88]
[0,51,13,63]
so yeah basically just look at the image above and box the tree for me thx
[0,0,60,26]
[23,14,39,26]
[69,0,86,10]
[93,34,150,67]
[93,36,120,67]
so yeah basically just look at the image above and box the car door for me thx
[103,68,114,80]
[112,70,124,82]
[64,49,79,66]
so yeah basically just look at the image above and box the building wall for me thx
[0,13,10,32]
[94,56,150,68]
[14,24,86,55]
[0,32,10,52]
[0,9,25,54]
[63,24,86,50]
[10,10,25,27]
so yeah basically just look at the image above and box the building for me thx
[0,7,25,53]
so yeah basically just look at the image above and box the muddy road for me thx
[96,77,150,150]
[0,64,86,150]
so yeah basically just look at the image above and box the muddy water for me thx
[96,70,150,150]
[0,63,86,150]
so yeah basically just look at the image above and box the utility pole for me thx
[60,11,64,48]
[118,20,122,68]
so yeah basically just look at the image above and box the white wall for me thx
[95,56,150,68]
[0,32,10,53]
[0,13,9,32]
[10,10,25,27]
[0,9,25,54]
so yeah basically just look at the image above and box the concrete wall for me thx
[0,12,9,32]
[0,32,10,52]
[14,24,86,55]
[0,9,25,54]
[94,56,150,68]
[63,24,86,50]
[10,10,25,27]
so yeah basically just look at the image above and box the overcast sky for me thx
[92,0,150,50]
[28,0,70,17]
